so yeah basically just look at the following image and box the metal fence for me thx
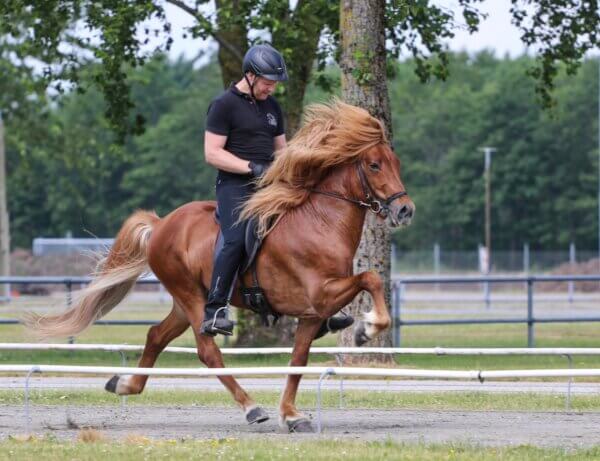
[392,244,600,274]
[391,274,600,348]
[2,275,600,349]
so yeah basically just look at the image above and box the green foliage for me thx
[510,0,600,108]
[2,1,598,137]
[391,52,600,251]
[5,55,223,248]
[4,51,599,252]
[0,1,167,140]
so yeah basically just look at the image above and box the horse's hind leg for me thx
[171,286,269,424]
[105,302,189,395]
[279,318,323,433]
[194,333,268,424]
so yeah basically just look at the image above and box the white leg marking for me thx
[362,310,378,338]
[115,374,133,395]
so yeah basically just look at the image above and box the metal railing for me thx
[391,274,600,347]
[1,275,600,348]
[0,276,161,326]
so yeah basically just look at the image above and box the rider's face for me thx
[249,75,278,100]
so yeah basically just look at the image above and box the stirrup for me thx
[200,306,234,337]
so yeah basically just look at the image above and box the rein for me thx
[310,163,407,218]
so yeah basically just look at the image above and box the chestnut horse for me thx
[26,100,415,433]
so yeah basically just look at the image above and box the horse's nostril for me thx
[397,205,414,221]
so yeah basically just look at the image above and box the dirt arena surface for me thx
[1,405,599,448]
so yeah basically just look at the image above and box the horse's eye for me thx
[369,162,380,172]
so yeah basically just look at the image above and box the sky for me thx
[154,0,528,63]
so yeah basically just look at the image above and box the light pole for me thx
[481,146,497,271]
[480,146,496,309]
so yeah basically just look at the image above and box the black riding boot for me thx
[314,312,355,340]
[200,246,244,337]
[200,256,241,336]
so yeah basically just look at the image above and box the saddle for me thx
[213,207,280,327]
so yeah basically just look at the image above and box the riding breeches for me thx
[205,177,255,313]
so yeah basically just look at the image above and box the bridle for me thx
[310,162,407,218]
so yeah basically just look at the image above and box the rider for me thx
[201,44,353,337]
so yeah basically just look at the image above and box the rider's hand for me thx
[248,161,266,178]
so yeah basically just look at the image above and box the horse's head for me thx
[358,143,415,228]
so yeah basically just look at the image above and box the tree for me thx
[338,0,394,359]
[389,54,600,253]
[2,1,597,136]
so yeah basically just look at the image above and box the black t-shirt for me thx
[205,84,285,181]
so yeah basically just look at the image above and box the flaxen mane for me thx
[240,99,387,238]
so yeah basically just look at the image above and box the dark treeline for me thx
[4,52,599,251]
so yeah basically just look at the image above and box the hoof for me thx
[354,322,370,347]
[105,375,120,394]
[246,406,269,425]
[287,418,315,433]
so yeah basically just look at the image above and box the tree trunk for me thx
[214,0,248,89]
[338,0,394,363]
[0,114,9,301]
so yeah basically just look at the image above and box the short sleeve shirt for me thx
[206,84,285,180]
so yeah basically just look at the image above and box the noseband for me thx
[310,162,407,218]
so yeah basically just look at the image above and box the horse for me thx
[25,100,415,433]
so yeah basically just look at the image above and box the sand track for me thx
[1,405,598,448]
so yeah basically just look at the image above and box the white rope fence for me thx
[5,363,600,434]
[5,364,600,379]
[4,343,600,433]
[4,343,600,355]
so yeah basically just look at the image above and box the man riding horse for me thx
[201,44,353,338]
[26,96,415,432]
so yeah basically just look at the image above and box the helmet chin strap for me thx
[244,73,257,100]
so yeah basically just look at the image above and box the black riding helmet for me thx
[242,44,288,82]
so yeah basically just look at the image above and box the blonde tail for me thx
[23,210,160,340]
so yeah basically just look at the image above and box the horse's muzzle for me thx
[389,200,415,228]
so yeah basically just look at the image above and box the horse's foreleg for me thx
[279,318,323,433]
[105,303,189,395]
[315,271,390,346]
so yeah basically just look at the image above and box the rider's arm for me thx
[205,98,252,174]
[272,100,286,158]
[204,131,252,174]
[273,134,287,157]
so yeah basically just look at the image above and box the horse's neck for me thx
[298,163,366,251]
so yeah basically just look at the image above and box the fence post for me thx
[523,243,530,274]
[393,282,403,347]
[433,243,440,291]
[527,278,535,347]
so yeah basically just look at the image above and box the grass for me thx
[3,322,600,374]
[2,437,600,460]
[3,295,600,376]
[0,389,594,412]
